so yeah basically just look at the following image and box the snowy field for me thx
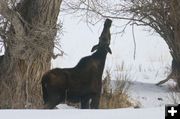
[0,107,164,119]
[1,16,180,118]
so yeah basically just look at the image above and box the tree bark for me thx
[157,0,180,88]
[0,0,62,108]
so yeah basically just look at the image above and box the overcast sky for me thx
[52,15,172,69]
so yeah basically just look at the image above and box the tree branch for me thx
[0,0,25,36]
[132,23,136,60]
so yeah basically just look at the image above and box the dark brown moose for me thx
[41,19,112,109]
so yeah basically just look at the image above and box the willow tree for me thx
[0,0,62,108]
[63,0,180,87]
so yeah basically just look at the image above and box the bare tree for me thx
[63,0,180,87]
[0,0,62,108]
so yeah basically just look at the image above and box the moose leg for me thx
[44,91,65,109]
[90,94,100,109]
[44,102,57,109]
[81,96,90,109]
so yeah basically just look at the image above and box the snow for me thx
[0,107,164,119]
[130,81,170,107]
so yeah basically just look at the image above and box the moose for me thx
[41,19,112,109]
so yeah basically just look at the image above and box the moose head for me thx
[91,19,112,54]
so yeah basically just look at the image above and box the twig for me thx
[131,22,136,60]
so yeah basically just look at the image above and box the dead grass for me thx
[168,84,180,104]
[100,68,133,109]
[169,92,180,104]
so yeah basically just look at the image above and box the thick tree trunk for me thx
[0,0,62,108]
[165,1,180,89]
[150,0,180,88]
[170,29,180,89]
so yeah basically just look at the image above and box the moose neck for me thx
[92,48,108,70]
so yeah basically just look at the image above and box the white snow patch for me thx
[0,107,164,119]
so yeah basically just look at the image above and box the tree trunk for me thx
[162,1,180,88]
[0,0,62,108]
[170,29,180,89]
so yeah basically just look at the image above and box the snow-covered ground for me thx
[130,63,179,107]
[0,107,164,119]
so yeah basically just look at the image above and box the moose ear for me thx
[91,44,99,52]
[107,47,112,54]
